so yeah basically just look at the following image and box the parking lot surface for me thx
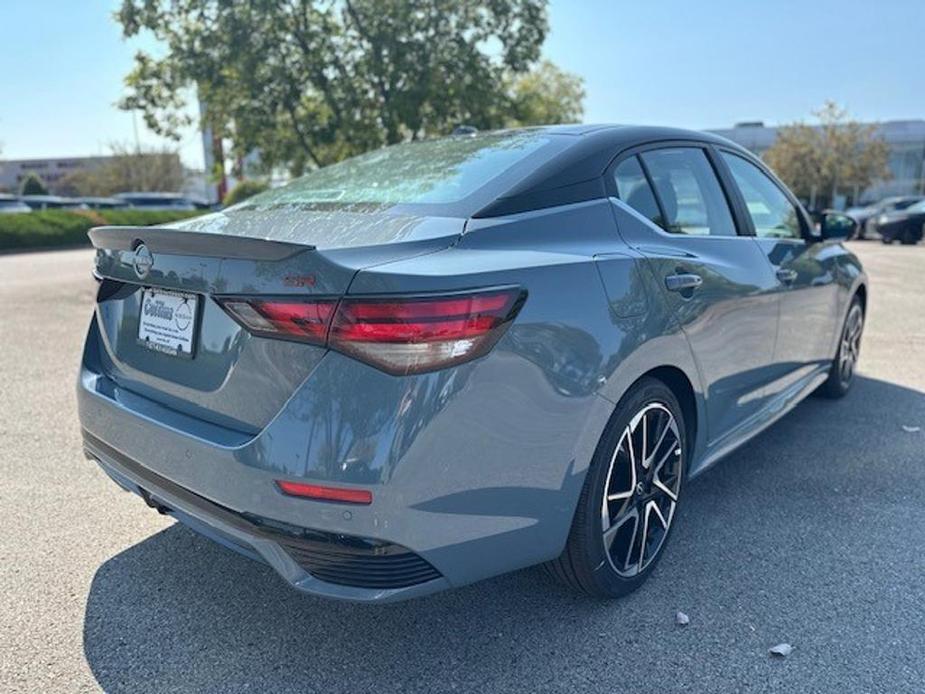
[1,243,923,693]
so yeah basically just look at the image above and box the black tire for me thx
[817,296,864,399]
[546,377,686,598]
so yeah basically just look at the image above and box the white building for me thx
[0,156,109,194]
[709,119,925,205]
[0,154,214,203]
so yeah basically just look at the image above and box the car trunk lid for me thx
[87,208,464,434]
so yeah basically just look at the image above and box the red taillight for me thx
[218,287,524,375]
[329,289,522,374]
[276,480,372,505]
[220,298,336,344]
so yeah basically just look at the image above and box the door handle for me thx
[776,268,798,285]
[665,273,703,293]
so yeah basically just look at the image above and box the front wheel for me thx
[817,297,864,398]
[546,378,686,598]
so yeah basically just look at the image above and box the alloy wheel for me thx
[600,403,682,577]
[839,304,864,386]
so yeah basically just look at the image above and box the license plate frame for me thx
[136,288,200,359]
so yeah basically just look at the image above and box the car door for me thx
[610,145,781,447]
[716,150,841,395]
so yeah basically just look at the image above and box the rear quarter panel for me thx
[313,199,703,583]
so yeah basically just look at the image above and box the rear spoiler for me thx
[88,226,312,261]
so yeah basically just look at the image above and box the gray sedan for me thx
[78,125,866,602]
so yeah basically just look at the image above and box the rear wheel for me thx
[546,378,685,598]
[817,297,864,398]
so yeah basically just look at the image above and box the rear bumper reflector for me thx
[275,480,372,505]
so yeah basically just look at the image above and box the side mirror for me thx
[819,211,858,241]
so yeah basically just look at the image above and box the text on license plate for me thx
[137,288,199,358]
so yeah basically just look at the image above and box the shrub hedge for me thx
[223,179,269,207]
[0,209,205,252]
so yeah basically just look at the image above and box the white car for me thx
[0,194,31,214]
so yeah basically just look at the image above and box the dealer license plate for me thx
[137,288,199,358]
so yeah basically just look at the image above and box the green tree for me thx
[764,101,890,208]
[223,179,270,207]
[507,60,585,126]
[59,143,185,196]
[115,0,582,176]
[20,173,49,196]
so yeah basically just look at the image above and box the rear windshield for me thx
[239,131,559,214]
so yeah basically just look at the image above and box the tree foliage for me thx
[20,173,49,196]
[59,143,186,196]
[223,179,270,206]
[764,102,890,207]
[115,0,583,175]
[507,60,585,127]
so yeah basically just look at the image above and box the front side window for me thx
[638,148,738,237]
[721,152,802,240]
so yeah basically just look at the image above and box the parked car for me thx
[78,197,130,210]
[113,192,198,211]
[20,195,88,211]
[847,195,924,239]
[79,125,867,602]
[876,199,925,245]
[0,194,31,214]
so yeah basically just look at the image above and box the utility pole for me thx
[132,110,141,153]
[198,95,226,204]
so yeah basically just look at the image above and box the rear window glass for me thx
[241,132,553,210]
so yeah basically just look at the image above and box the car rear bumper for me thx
[78,315,612,601]
[83,430,450,603]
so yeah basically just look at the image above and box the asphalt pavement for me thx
[1,242,923,693]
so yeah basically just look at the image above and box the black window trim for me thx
[605,139,754,240]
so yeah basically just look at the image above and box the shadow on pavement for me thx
[83,376,925,693]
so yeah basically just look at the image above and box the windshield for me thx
[905,200,925,213]
[240,131,556,213]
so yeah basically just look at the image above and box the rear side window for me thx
[639,148,738,237]
[613,157,663,227]
[720,152,802,240]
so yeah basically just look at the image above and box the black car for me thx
[877,199,925,244]
[850,195,924,239]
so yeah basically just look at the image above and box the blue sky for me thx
[1,0,923,168]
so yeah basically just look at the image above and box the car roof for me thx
[79,196,123,203]
[21,195,79,203]
[474,124,750,217]
[114,191,189,200]
[529,122,742,143]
